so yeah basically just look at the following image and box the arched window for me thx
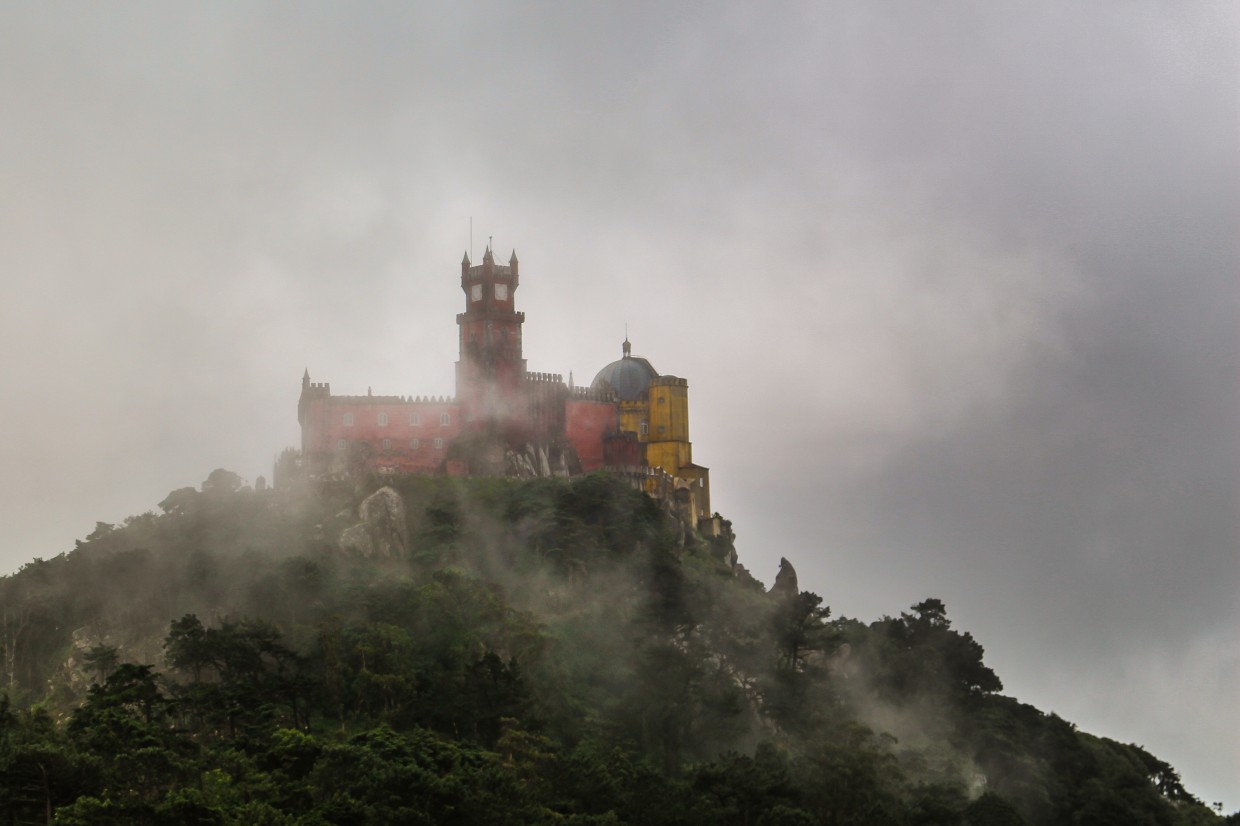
[378,413,389,426]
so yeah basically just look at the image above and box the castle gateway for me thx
[290,248,711,525]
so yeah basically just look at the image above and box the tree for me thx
[770,591,834,673]
[201,468,243,495]
[81,644,119,685]
[861,598,1002,702]
[157,487,199,516]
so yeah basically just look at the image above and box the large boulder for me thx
[340,486,409,559]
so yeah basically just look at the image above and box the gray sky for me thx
[2,1,1236,807]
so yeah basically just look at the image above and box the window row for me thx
[470,283,509,302]
[341,412,450,427]
[336,437,445,451]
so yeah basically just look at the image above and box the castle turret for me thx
[456,245,527,426]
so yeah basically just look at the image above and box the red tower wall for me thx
[455,249,527,429]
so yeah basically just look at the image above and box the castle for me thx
[290,247,712,529]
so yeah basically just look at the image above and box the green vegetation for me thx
[0,471,1228,824]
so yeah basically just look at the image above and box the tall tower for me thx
[456,247,527,426]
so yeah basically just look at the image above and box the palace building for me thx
[290,247,711,526]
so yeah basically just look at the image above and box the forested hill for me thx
[0,471,1229,824]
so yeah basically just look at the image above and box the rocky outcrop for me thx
[505,442,574,479]
[340,486,409,559]
[768,557,799,599]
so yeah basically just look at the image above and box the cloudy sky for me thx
[2,1,1236,807]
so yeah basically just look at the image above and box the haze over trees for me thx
[0,471,1230,824]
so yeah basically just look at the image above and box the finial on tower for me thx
[622,331,631,358]
[461,251,470,266]
[302,368,310,388]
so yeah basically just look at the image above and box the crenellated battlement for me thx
[650,375,688,387]
[460,247,520,287]
[526,371,563,385]
[330,395,403,404]
[570,386,616,403]
[315,394,459,405]
[463,263,514,281]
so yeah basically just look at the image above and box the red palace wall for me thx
[303,396,463,474]
[565,398,618,472]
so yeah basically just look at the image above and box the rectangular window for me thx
[411,439,420,450]
[378,412,389,426]
[337,439,346,450]
[409,412,420,426]
[639,422,649,435]
[343,412,354,427]
[440,413,450,426]
[381,438,391,450]
[433,437,444,450]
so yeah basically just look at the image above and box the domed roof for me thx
[591,339,659,401]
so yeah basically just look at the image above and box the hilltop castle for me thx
[289,247,712,528]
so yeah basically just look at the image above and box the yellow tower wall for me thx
[644,377,691,476]
[648,379,689,442]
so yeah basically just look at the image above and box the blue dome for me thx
[591,341,658,401]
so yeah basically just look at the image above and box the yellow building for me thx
[591,339,710,522]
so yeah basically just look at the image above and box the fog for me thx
[1,2,1235,807]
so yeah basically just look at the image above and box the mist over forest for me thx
[0,469,1232,823]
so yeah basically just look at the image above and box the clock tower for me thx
[456,246,526,426]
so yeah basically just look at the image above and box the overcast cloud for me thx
[1,2,1235,808]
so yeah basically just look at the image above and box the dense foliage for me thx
[0,472,1228,824]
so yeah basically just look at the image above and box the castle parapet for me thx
[570,386,616,403]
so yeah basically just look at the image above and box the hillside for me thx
[0,471,1228,824]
